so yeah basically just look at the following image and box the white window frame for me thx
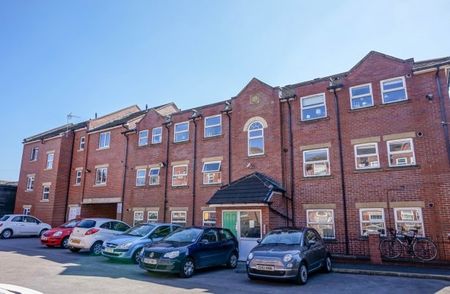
[306,209,335,239]
[172,164,188,187]
[42,185,50,201]
[349,83,374,109]
[247,121,265,156]
[387,138,416,167]
[79,136,85,150]
[75,169,82,185]
[95,167,108,185]
[30,147,39,161]
[26,175,35,191]
[300,93,327,121]
[147,211,159,223]
[354,143,380,170]
[204,115,222,138]
[202,211,217,226]
[138,130,149,146]
[135,168,146,186]
[152,127,162,144]
[303,148,330,177]
[171,211,187,225]
[133,211,144,226]
[98,132,111,149]
[381,76,408,104]
[202,161,222,185]
[149,167,160,185]
[174,121,189,143]
[46,153,54,170]
[359,208,386,236]
[23,208,31,215]
[394,207,424,237]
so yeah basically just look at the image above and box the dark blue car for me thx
[139,227,239,278]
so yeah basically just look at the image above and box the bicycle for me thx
[379,228,438,262]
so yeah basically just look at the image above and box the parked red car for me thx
[41,219,81,248]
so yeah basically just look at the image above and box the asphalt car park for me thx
[1,238,450,294]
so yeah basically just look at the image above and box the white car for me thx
[0,214,51,239]
[68,218,130,255]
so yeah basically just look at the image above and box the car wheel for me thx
[132,248,142,264]
[296,263,308,285]
[227,251,238,268]
[69,247,81,253]
[1,229,13,239]
[61,237,69,249]
[39,229,48,237]
[90,241,103,255]
[322,255,332,273]
[179,257,195,278]
[247,274,257,281]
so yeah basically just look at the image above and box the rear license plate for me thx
[144,258,157,265]
[105,247,114,253]
[71,239,80,244]
[256,265,274,271]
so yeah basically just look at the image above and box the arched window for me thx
[248,121,264,156]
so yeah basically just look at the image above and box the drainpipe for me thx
[190,113,201,226]
[63,129,76,221]
[224,109,232,184]
[81,131,91,208]
[162,121,172,222]
[435,67,450,165]
[286,98,296,227]
[328,82,350,256]
[120,125,134,221]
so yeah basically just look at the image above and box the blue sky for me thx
[1,0,449,180]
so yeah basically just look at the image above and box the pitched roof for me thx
[23,121,88,143]
[88,110,148,133]
[412,56,450,71]
[207,172,285,205]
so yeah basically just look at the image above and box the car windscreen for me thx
[164,228,203,243]
[0,215,9,221]
[124,224,156,237]
[76,220,96,228]
[60,219,79,228]
[261,230,303,245]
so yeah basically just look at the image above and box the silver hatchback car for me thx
[246,227,332,284]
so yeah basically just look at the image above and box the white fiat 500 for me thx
[0,214,51,239]
[68,218,130,255]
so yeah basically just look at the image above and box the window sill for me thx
[96,147,110,151]
[298,116,330,125]
[348,105,377,113]
[173,140,191,145]
[25,190,33,192]
[353,168,382,174]
[77,149,85,152]
[323,238,337,243]
[379,99,410,107]
[44,168,53,171]
[149,184,161,188]
[93,183,107,187]
[137,144,149,148]
[385,164,420,171]
[73,184,81,187]
[247,154,266,159]
[171,185,190,189]
[40,200,49,203]
[203,134,224,141]
[301,175,333,181]
[201,183,222,187]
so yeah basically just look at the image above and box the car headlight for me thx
[163,251,180,259]
[117,242,133,250]
[52,231,62,237]
[247,252,254,260]
[283,254,293,263]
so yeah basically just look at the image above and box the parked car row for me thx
[0,214,332,285]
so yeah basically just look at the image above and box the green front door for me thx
[223,211,238,239]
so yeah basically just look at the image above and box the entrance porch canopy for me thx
[207,172,286,206]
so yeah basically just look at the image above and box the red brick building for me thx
[15,51,450,260]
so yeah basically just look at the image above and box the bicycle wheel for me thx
[413,239,438,261]
[379,239,402,259]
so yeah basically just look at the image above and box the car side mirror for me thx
[256,239,262,244]
[200,239,209,245]
[307,240,316,247]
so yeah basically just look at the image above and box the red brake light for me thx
[85,228,99,235]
